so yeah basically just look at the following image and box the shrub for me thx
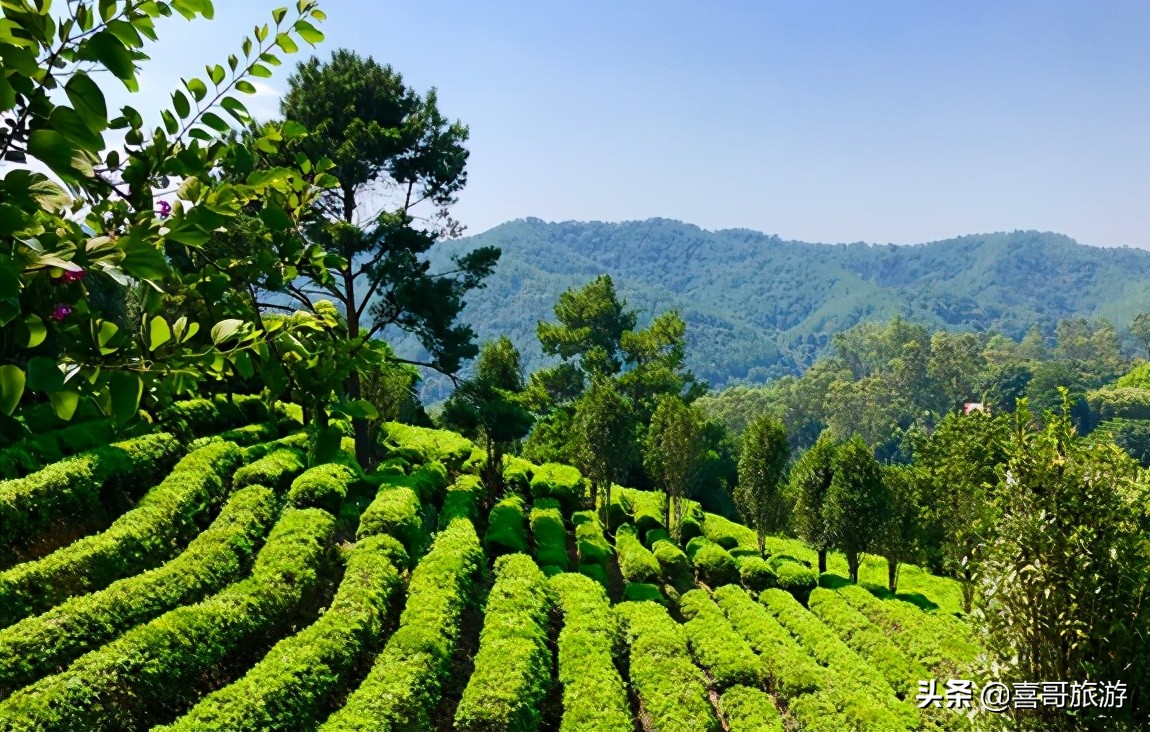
[620,488,665,540]
[0,431,179,555]
[652,539,693,592]
[440,474,484,528]
[0,484,279,696]
[808,588,926,698]
[644,527,672,547]
[0,418,119,480]
[623,582,666,604]
[771,556,818,601]
[530,462,584,511]
[703,512,757,551]
[693,539,739,587]
[485,494,529,556]
[530,498,569,571]
[379,422,474,470]
[572,510,612,566]
[605,488,631,532]
[320,518,485,730]
[455,554,553,731]
[738,556,776,593]
[156,534,403,732]
[190,422,279,450]
[233,448,306,492]
[158,394,268,440]
[288,463,356,514]
[679,514,703,543]
[615,601,720,732]
[549,573,631,732]
[503,455,535,493]
[578,563,610,590]
[680,589,763,689]
[0,440,242,627]
[720,685,784,732]
[616,524,660,584]
[357,486,424,555]
[0,507,337,730]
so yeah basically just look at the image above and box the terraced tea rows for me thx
[0,399,981,731]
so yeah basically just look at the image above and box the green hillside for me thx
[406,218,1150,389]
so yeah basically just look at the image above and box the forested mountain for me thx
[404,218,1150,390]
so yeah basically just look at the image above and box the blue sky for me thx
[122,0,1150,248]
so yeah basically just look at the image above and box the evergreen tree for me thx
[824,436,890,583]
[789,433,839,573]
[875,464,921,593]
[644,395,707,536]
[572,376,634,527]
[734,414,791,554]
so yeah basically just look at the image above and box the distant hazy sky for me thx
[119,0,1150,248]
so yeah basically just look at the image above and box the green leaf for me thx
[293,19,323,44]
[233,351,254,378]
[120,238,170,281]
[109,372,143,424]
[211,318,244,344]
[207,63,226,85]
[186,77,208,102]
[235,80,256,94]
[258,205,292,232]
[27,357,64,392]
[0,365,25,415]
[48,389,80,421]
[341,399,379,420]
[281,120,308,139]
[271,7,288,24]
[172,89,190,118]
[98,320,120,350]
[200,111,230,132]
[249,63,272,79]
[80,31,135,82]
[27,130,77,178]
[64,72,108,131]
[160,109,179,135]
[99,0,116,23]
[106,19,143,48]
[47,106,104,153]
[0,73,15,112]
[149,315,172,350]
[219,96,248,122]
[274,32,298,54]
[25,314,46,347]
[0,203,26,236]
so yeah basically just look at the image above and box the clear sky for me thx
[121,0,1150,248]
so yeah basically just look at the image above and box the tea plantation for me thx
[0,398,980,731]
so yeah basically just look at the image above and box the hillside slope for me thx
[401,218,1150,390]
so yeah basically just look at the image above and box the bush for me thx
[703,512,757,551]
[0,418,120,480]
[679,589,763,689]
[530,462,584,511]
[0,484,279,696]
[158,394,269,440]
[503,455,535,493]
[549,573,631,732]
[616,524,660,584]
[605,488,631,532]
[288,463,356,514]
[652,539,693,592]
[156,534,403,732]
[615,601,720,732]
[738,556,776,593]
[679,514,703,543]
[623,582,666,604]
[578,562,610,590]
[572,510,612,566]
[357,486,424,555]
[530,498,569,571]
[320,518,485,731]
[0,507,337,730]
[644,527,672,548]
[233,448,306,492]
[455,554,553,732]
[379,422,474,470]
[440,474,483,528]
[770,556,818,602]
[485,494,529,556]
[0,431,179,556]
[720,685,784,732]
[190,422,279,450]
[621,488,665,540]
[808,588,927,698]
[693,539,739,587]
[0,440,242,627]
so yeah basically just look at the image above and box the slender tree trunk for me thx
[847,551,860,583]
[887,556,899,593]
[962,577,974,614]
[758,532,765,557]
[663,490,672,535]
[602,481,611,530]
[817,549,827,574]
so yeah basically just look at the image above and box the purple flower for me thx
[63,268,86,283]
[51,304,73,321]
[157,200,172,218]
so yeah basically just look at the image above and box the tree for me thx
[0,0,328,433]
[1018,324,1050,362]
[572,376,633,527]
[1132,312,1150,359]
[734,413,791,554]
[537,274,636,378]
[789,433,838,573]
[914,409,1009,612]
[975,400,1150,731]
[278,50,500,467]
[928,331,985,412]
[875,464,920,593]
[644,395,707,536]
[441,337,533,500]
[980,363,1033,413]
[823,436,890,583]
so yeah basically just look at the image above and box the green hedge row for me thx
[0,440,241,628]
[620,488,665,541]
[288,463,357,514]
[530,498,569,572]
[530,462,584,511]
[834,584,980,679]
[719,685,784,732]
[605,489,631,532]
[455,554,553,732]
[189,422,280,451]
[157,534,404,732]
[0,506,337,731]
[651,536,693,592]
[615,601,720,732]
[357,485,424,555]
[440,473,483,529]
[622,582,665,604]
[572,510,612,567]
[0,483,279,697]
[687,536,739,587]
[0,418,123,480]
[367,460,447,504]
[485,494,529,556]
[759,588,915,730]
[771,556,818,600]
[808,587,927,698]
[0,431,179,557]
[549,573,632,732]
[615,523,660,584]
[320,517,485,731]
[157,394,269,440]
[233,447,306,492]
[679,589,763,689]
[379,422,474,470]
[503,455,535,493]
